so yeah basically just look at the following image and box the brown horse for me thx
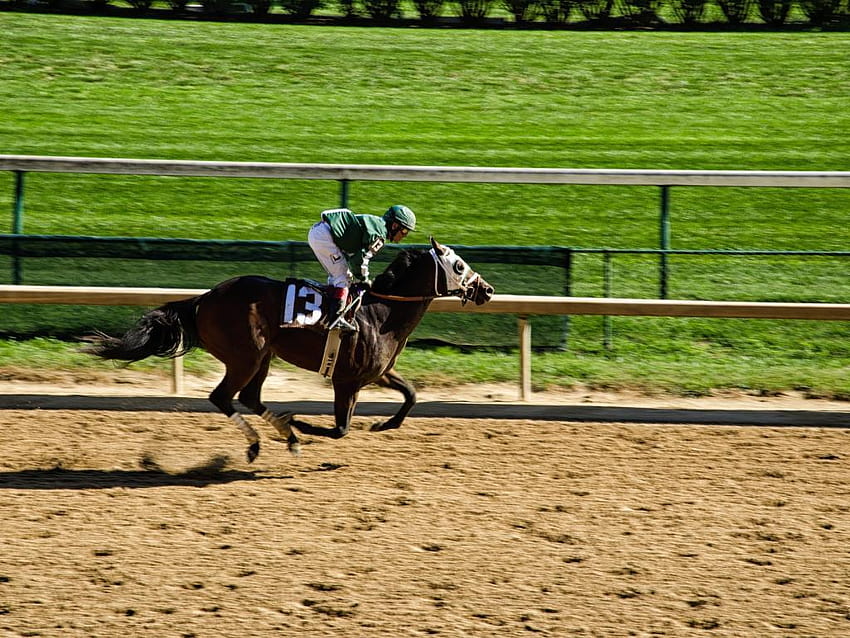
[84,237,494,462]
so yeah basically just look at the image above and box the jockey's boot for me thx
[326,288,358,333]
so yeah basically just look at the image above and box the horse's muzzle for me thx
[469,277,495,305]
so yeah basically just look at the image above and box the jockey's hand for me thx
[354,280,371,295]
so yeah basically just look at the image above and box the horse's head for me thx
[429,237,494,306]
[371,238,494,305]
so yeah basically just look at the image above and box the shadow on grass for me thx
[3,3,849,32]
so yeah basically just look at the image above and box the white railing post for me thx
[519,316,531,401]
[171,355,184,395]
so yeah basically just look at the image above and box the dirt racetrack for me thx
[1,367,849,637]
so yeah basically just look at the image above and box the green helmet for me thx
[384,205,416,232]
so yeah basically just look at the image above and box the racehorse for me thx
[84,237,494,462]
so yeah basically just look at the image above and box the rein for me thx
[369,291,438,302]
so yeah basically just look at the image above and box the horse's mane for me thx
[371,249,423,294]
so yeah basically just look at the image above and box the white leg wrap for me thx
[262,409,292,437]
[229,413,259,444]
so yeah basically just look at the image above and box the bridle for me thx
[369,247,482,305]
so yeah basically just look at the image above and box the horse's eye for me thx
[452,260,467,275]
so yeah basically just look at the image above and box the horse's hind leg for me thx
[289,381,359,440]
[370,367,417,432]
[209,365,264,463]
[237,353,301,456]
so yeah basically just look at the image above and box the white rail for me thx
[3,155,850,186]
[3,285,850,400]
[4,285,850,320]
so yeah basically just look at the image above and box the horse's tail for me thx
[83,296,202,363]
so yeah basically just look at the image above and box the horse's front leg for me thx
[370,367,416,432]
[290,381,359,440]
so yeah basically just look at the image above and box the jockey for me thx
[308,204,416,331]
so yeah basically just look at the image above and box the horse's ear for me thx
[430,236,447,255]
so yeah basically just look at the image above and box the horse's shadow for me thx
[0,461,293,490]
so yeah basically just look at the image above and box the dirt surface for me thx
[1,367,849,637]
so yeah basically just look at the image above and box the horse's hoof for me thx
[287,433,301,456]
[370,420,397,432]
[247,441,260,463]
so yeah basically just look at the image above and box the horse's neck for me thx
[367,296,433,340]
[369,258,439,335]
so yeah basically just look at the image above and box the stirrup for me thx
[328,313,358,333]
[325,288,364,333]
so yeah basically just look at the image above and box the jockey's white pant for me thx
[308,221,352,289]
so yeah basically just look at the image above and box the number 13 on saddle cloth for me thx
[280,279,324,327]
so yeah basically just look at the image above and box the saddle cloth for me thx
[279,278,326,328]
